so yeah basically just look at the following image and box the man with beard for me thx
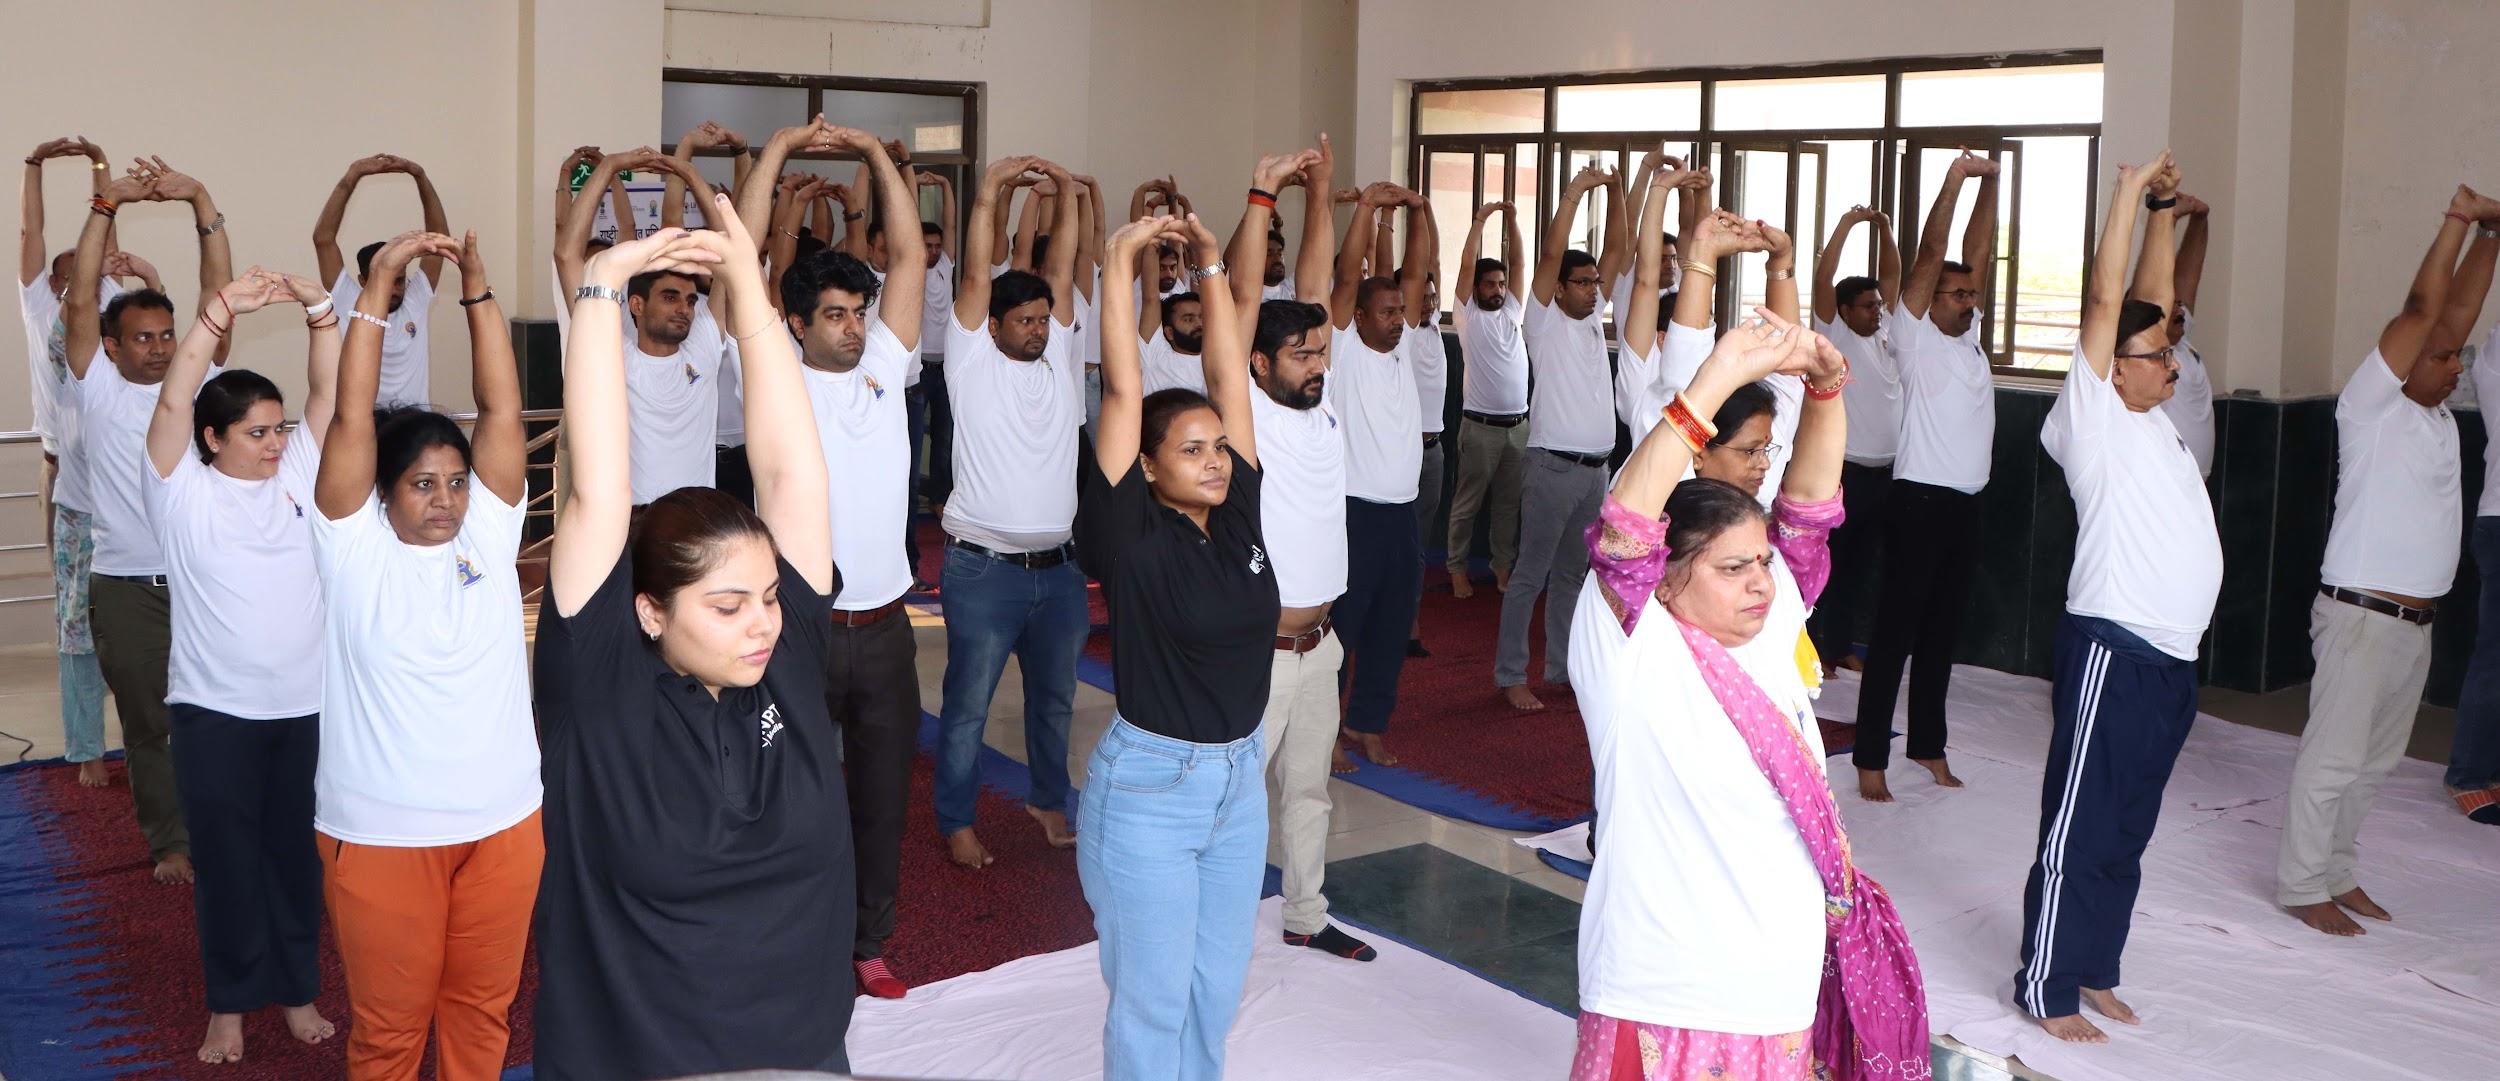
[1853,150,1998,802]
[1445,200,1529,600]
[1494,162,1618,712]
[1135,284,1207,395]
[2278,183,2500,938]
[1219,137,1377,964]
[310,153,449,407]
[61,154,234,884]
[932,153,1089,869]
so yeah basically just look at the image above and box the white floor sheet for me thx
[848,897,1577,1080]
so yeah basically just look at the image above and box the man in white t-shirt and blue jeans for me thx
[2024,152,2221,1043]
[2281,186,2500,938]
[1853,151,1999,802]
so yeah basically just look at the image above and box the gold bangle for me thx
[1679,260,1717,280]
[1765,267,1794,281]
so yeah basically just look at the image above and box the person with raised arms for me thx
[1803,204,1902,674]
[310,153,448,406]
[1445,199,1529,600]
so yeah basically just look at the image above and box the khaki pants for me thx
[90,573,186,860]
[1260,630,1343,936]
[1445,417,1527,576]
[2277,595,2430,906]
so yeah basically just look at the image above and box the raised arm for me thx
[661,125,708,230]
[2435,207,2500,355]
[1592,166,1628,284]
[1604,147,1668,287]
[933,171,959,265]
[1623,169,1680,352]
[288,272,343,445]
[1135,233,1164,342]
[1763,223,1799,324]
[456,231,526,506]
[1900,152,1991,320]
[2376,185,2495,379]
[1328,185,1384,324]
[552,146,598,243]
[1813,206,1875,324]
[1226,148,1320,355]
[1672,206,1761,333]
[1399,189,1436,325]
[1291,134,1337,304]
[1039,162,1082,325]
[1185,214,1254,467]
[766,176,811,299]
[403,157,450,286]
[1078,175,1107,302]
[721,194,832,592]
[957,155,1040,332]
[2127,160,2182,320]
[989,182,1018,273]
[834,128,924,348]
[138,159,233,340]
[1012,184,1048,274]
[558,147,647,301]
[1458,201,1493,300]
[312,156,385,287]
[317,231,455,519]
[2174,195,2211,314]
[738,118,831,249]
[1503,197,1527,302]
[149,270,292,477]
[1371,198,1395,280]
[1535,163,1606,305]
[1962,157,2000,292]
[2078,152,2166,380]
[22,137,105,286]
[1612,309,1810,518]
[1095,217,1183,483]
[62,170,156,380]
[1874,207,1902,309]
[1781,328,1851,506]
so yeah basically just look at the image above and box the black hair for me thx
[1355,276,1401,311]
[2115,299,2167,349]
[1835,276,1881,308]
[632,487,776,615]
[1140,388,1217,457]
[778,249,883,324]
[866,217,887,241]
[1560,249,1598,278]
[355,241,385,281]
[102,290,176,338]
[193,369,284,464]
[1161,290,1202,329]
[792,233,827,263]
[1662,478,1768,569]
[1253,300,1330,362]
[1663,232,1680,248]
[1029,234,1053,265]
[1472,257,1507,289]
[373,405,473,495]
[990,269,1055,320]
[1658,289,1678,316]
[628,269,702,301]
[1940,260,1973,277]
[1708,382,1778,446]
[920,221,943,238]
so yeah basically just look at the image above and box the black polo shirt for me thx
[1075,446,1279,743]
[529,554,855,1081]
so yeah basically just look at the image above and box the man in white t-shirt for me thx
[619,270,726,503]
[2162,195,2217,478]
[2023,153,2222,1042]
[774,125,929,1000]
[2281,186,2500,939]
[1497,163,1618,712]
[61,156,236,884]
[1134,286,1207,395]
[312,154,448,407]
[1853,151,1999,801]
[1804,205,1903,672]
[916,171,960,558]
[933,155,1092,871]
[1446,201,1530,599]
[1408,271,1448,656]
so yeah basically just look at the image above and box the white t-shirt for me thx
[1139,330,1206,396]
[2319,350,2462,599]
[1570,554,1827,1034]
[1629,323,1802,507]
[310,480,538,847]
[624,303,725,503]
[1523,297,1615,456]
[921,252,956,359]
[1251,378,1348,607]
[864,267,923,391]
[1889,305,1995,493]
[1410,320,1449,436]
[2040,350,2222,660]
[2475,322,2500,518]
[76,358,170,576]
[714,338,746,448]
[1334,320,1423,504]
[331,268,434,408]
[1818,316,1902,466]
[805,320,915,610]
[21,274,120,511]
[146,437,326,717]
[940,311,1084,552]
[1453,294,1530,416]
[2159,306,2215,478]
[1607,264,1678,337]
[1261,275,1298,302]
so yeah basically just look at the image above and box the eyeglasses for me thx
[2114,346,2176,363]
[1710,441,1783,463]
[1937,289,1982,302]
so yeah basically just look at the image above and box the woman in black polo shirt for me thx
[528,198,853,1080]
[1073,211,1273,1081]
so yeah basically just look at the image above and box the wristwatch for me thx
[575,284,626,306]
[1193,260,1228,282]
[2145,194,2178,211]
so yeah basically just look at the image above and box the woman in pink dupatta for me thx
[1566,304,1929,1081]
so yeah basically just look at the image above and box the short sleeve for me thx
[2338,350,2406,420]
[329,270,363,319]
[774,555,834,661]
[463,472,529,557]
[1523,295,1559,337]
[1660,320,1717,395]
[1219,446,1263,523]
[1616,338,1666,442]
[863,319,912,387]
[2043,347,2119,470]
[531,555,640,743]
[1075,450,1153,583]
[143,452,202,532]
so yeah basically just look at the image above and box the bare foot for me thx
[1450,575,1475,599]
[2287,900,2366,936]
[2333,886,2392,922]
[1492,568,1512,593]
[1025,806,1077,849]
[1911,757,1964,789]
[282,1003,335,1044]
[155,852,195,885]
[1501,684,1545,711]
[1330,742,1360,774]
[197,1012,244,1064]
[2080,987,2139,1026]
[1352,732,1399,767]
[76,760,109,788]
[2035,1012,2108,1043]
[1837,654,1864,673]
[1857,768,1894,803]
[945,828,995,868]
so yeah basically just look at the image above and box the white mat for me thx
[848,897,1575,1080]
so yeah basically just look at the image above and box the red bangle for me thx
[1661,394,1717,455]
[197,312,227,339]
[2446,211,2474,223]
[89,195,117,218]
[1247,191,1276,209]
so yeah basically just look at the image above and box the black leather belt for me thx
[1543,448,1611,469]
[949,538,1076,570]
[93,572,169,588]
[833,597,908,626]
[2322,586,2435,626]
[1462,410,1527,428]
[1422,432,1442,449]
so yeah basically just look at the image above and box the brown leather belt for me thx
[2321,586,2434,626]
[835,597,908,627]
[1275,617,1333,654]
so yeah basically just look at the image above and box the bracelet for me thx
[781,228,800,239]
[20,157,35,166]
[196,213,225,237]
[348,309,390,331]
[845,211,864,222]
[306,316,339,332]
[459,288,496,308]
[1765,267,1795,281]
[196,312,228,340]
[92,160,108,172]
[1678,259,1716,280]
[575,284,626,306]
[214,292,237,328]
[89,196,117,218]
[2144,195,2177,212]
[1661,393,1718,456]
[1193,260,1228,282]
[1805,358,1853,400]
[2482,224,2500,241]
[2445,210,2474,224]
[302,295,336,319]
[730,315,781,341]
[1247,188,1277,210]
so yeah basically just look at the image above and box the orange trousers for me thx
[318,810,543,1081]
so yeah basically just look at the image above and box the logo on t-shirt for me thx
[284,491,303,518]
[683,361,700,385]
[1247,544,1267,576]
[864,374,886,400]
[403,321,418,337]
[1322,406,1337,430]
[454,555,482,588]
[759,700,785,748]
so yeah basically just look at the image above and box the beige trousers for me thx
[1260,630,1344,935]
[2277,594,2431,906]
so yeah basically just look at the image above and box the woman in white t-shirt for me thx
[1567,309,1927,1081]
[142,267,342,1065]
[310,230,541,1081]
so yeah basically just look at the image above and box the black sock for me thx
[1284,924,1377,962]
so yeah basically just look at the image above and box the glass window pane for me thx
[2005,135,2095,374]
[822,88,966,154]
[1714,75,1885,131]
[1419,88,1543,136]
[1899,64,2103,127]
[1557,82,1700,132]
[1425,150,1479,309]
[1808,141,1883,284]
[663,81,810,149]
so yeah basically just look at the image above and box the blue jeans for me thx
[2449,517,2500,789]
[1077,718,1267,1081]
[935,544,1087,835]
[58,651,104,763]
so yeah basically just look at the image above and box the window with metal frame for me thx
[660,69,981,247]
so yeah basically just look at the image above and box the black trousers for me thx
[905,384,929,577]
[168,704,322,1014]
[826,610,922,959]
[1338,496,1423,735]
[1853,480,1982,770]
[715,444,756,507]
[1807,461,1893,662]
[920,357,954,504]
